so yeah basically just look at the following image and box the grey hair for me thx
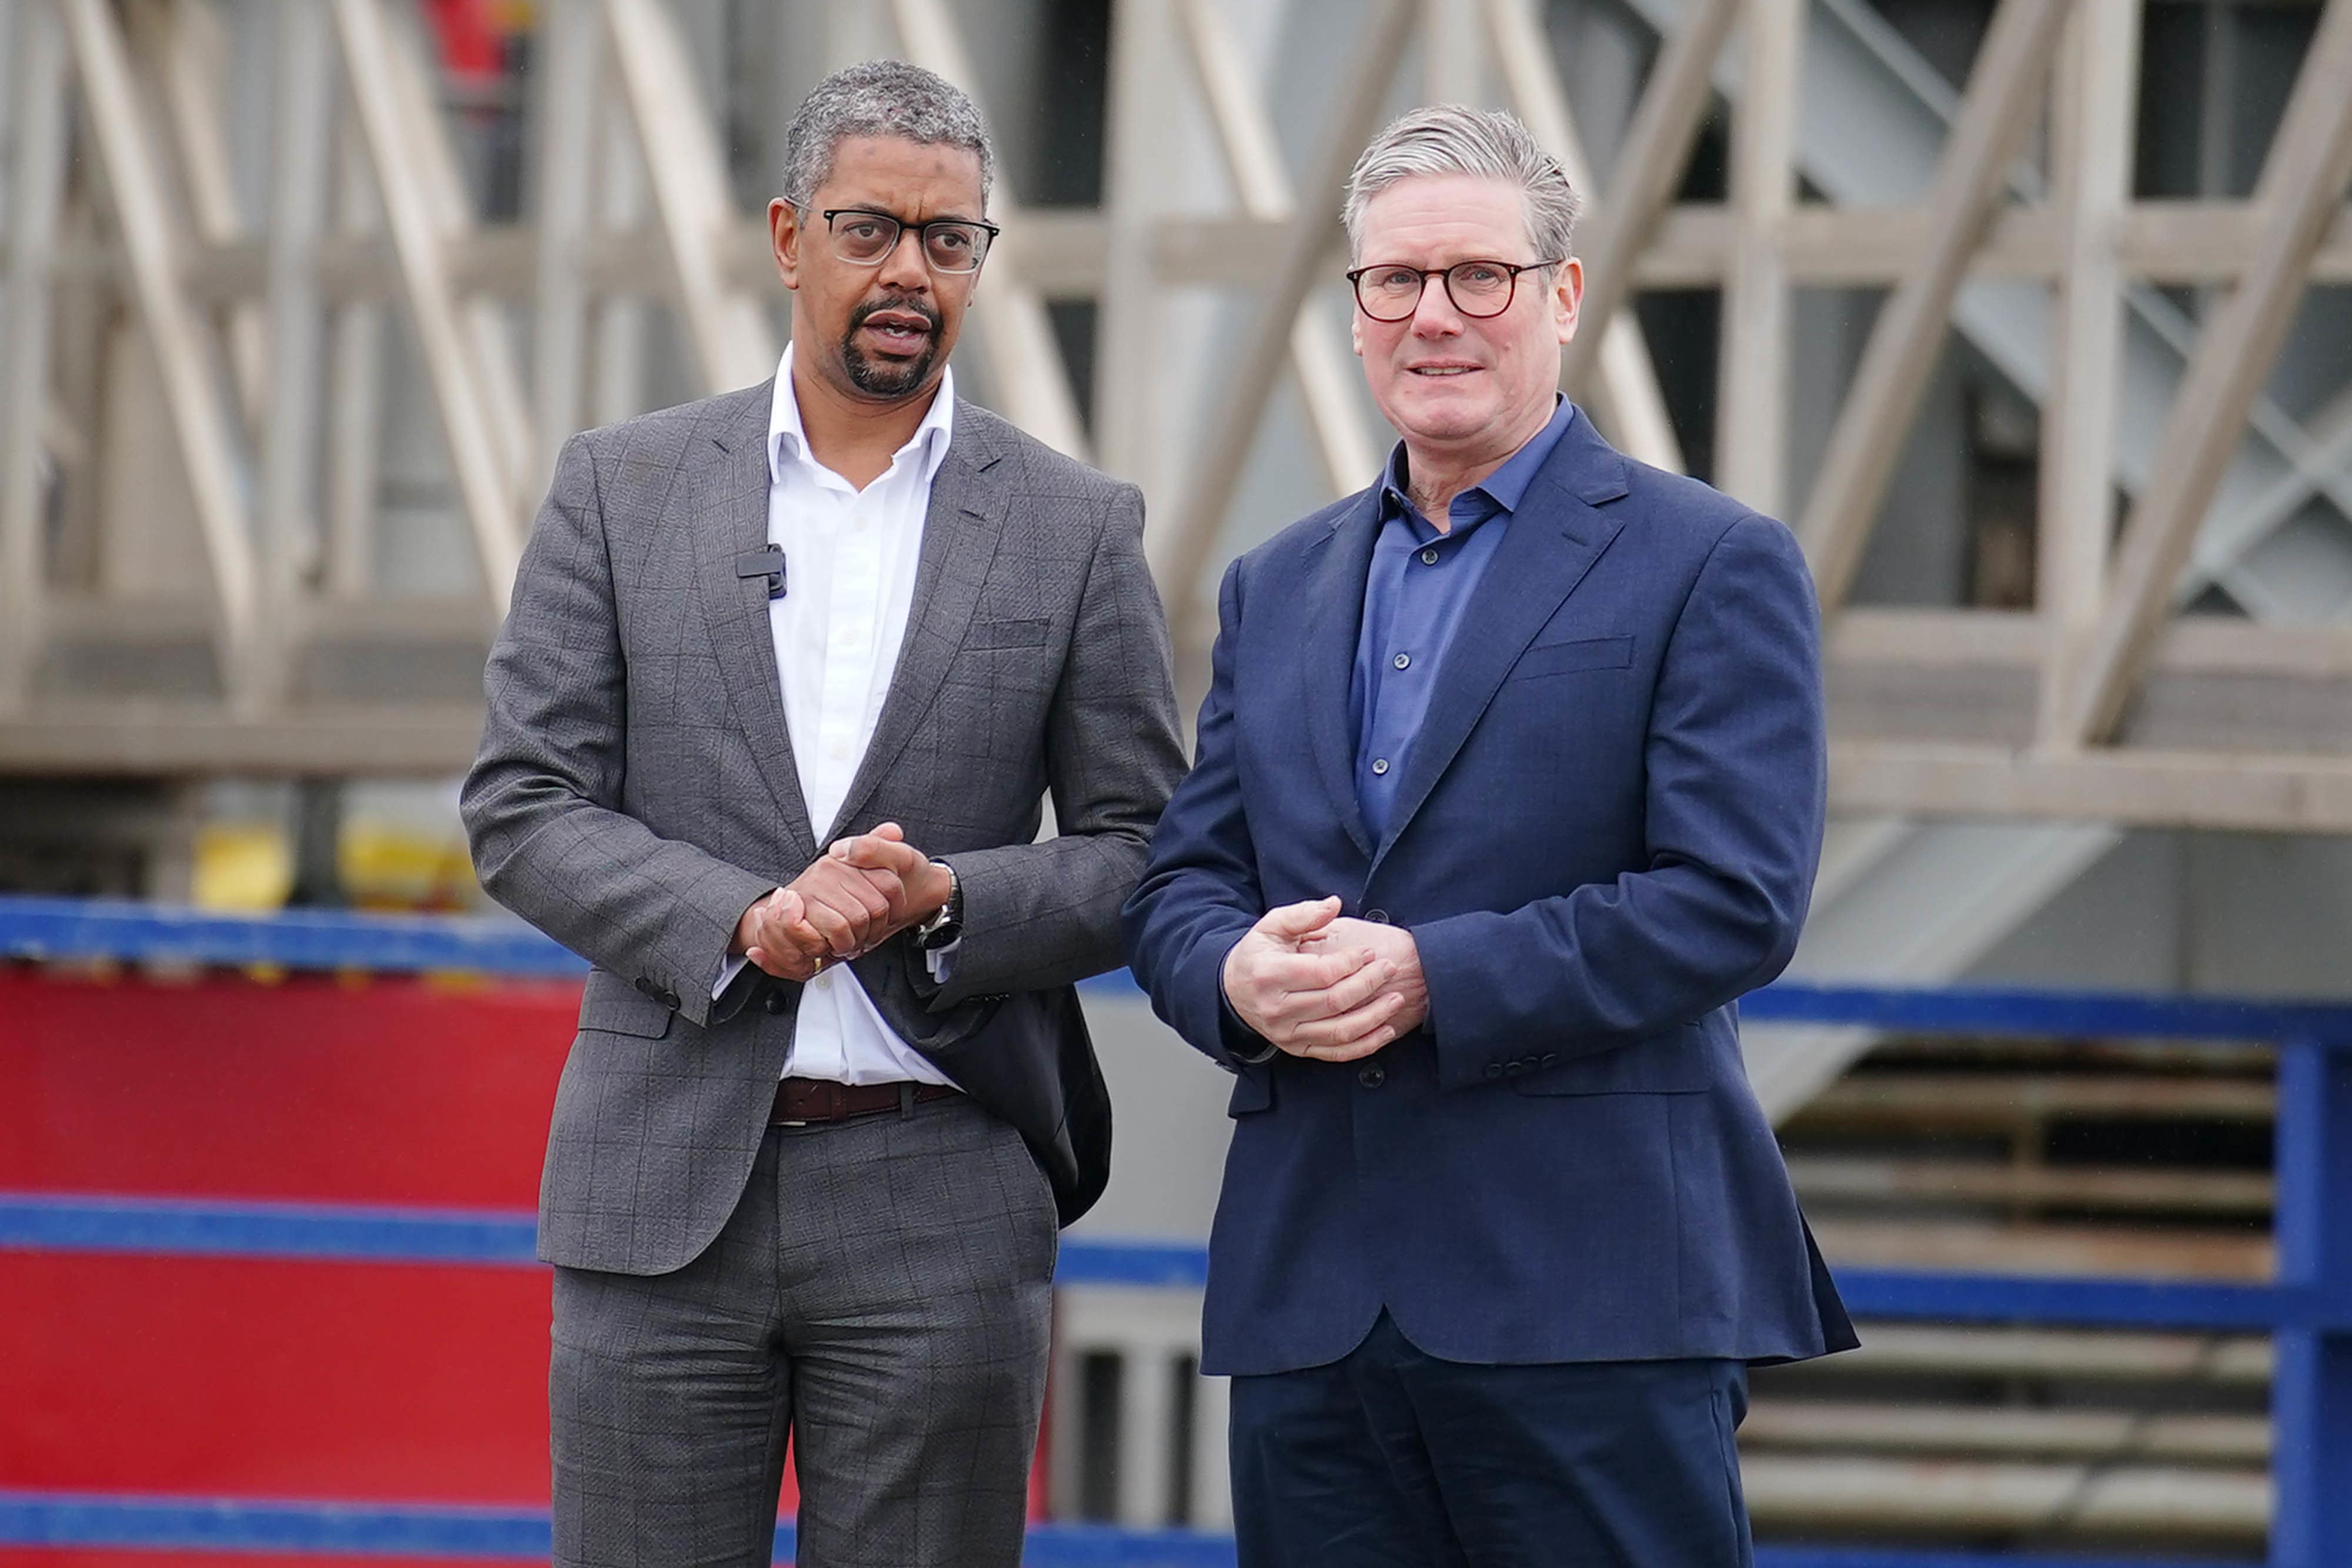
[780,60,995,212]
[1342,105,1581,263]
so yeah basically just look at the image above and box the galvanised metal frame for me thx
[3,891,2350,1564]
[3,0,2352,826]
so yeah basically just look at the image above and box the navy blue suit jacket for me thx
[1122,410,1856,1378]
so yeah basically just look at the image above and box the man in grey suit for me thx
[461,60,1184,1568]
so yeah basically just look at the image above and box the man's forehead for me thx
[819,135,985,214]
[1358,173,1526,255]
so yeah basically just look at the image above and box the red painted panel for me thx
[0,969,579,1207]
[0,1253,551,1503]
[0,966,1028,1525]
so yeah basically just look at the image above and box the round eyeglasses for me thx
[1345,258,1561,322]
[820,208,999,275]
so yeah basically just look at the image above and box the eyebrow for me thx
[833,203,987,225]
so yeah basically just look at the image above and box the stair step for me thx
[1741,1400,2270,1462]
[1790,1072,2274,1132]
[1788,1155,2273,1215]
[1741,1455,2267,1541]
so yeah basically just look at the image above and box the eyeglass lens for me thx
[1355,261,1521,320]
[829,212,990,273]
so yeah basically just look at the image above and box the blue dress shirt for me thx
[1351,397,1577,841]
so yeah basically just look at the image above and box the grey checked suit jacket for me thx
[461,379,1185,1276]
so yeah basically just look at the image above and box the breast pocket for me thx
[1506,633,1634,683]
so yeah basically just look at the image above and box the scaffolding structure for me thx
[1,0,2350,834]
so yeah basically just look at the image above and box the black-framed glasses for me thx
[819,207,999,274]
[1345,258,1561,322]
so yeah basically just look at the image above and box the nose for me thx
[876,226,931,292]
[1408,275,1462,336]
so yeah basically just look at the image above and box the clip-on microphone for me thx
[735,544,786,600]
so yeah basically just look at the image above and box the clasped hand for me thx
[731,823,954,983]
[1221,897,1429,1062]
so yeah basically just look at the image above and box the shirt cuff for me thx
[923,934,960,984]
[713,952,749,1000]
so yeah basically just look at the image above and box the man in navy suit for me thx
[1122,105,1854,1566]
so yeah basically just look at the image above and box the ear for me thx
[1350,306,1365,358]
[1553,257,1584,346]
[770,199,803,291]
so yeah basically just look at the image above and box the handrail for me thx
[8,893,2352,1045]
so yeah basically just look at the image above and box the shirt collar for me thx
[1379,395,1575,531]
[768,340,957,489]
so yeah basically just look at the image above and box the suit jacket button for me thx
[632,977,657,997]
[1357,1065,1385,1088]
[660,988,681,1011]
[1364,908,1390,924]
[763,990,789,1015]
[1541,1052,1559,1066]
[1485,1062,1505,1081]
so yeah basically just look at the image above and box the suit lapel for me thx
[1370,415,1632,872]
[1298,496,1382,859]
[825,402,1011,841]
[694,382,818,866]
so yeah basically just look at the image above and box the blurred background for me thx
[3,0,2351,1564]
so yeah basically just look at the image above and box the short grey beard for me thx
[840,332,938,397]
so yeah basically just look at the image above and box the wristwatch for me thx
[913,860,962,950]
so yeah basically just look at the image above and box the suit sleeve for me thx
[1120,557,1275,1068]
[916,482,1188,1004]
[1409,513,1827,1089]
[460,433,773,1027]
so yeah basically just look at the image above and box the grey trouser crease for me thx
[550,1094,1058,1568]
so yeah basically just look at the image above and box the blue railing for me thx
[4,892,2350,1567]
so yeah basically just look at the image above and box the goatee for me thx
[841,297,942,397]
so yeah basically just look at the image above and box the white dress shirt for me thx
[715,343,957,1087]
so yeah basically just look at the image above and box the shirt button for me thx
[1393,653,1411,671]
[1420,547,1439,565]
[1371,758,1389,775]
[828,742,849,760]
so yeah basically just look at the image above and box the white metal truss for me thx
[0,0,2349,826]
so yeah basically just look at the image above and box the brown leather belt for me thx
[771,1076,958,1126]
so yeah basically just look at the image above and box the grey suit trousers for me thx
[549,1095,1059,1568]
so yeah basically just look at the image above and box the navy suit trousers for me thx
[1230,1313,1752,1568]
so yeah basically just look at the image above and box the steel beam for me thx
[1175,0,1381,498]
[891,0,1091,461]
[1554,0,1739,403]
[2034,0,2138,744]
[1829,740,2352,834]
[602,0,777,396]
[258,0,337,691]
[329,0,522,613]
[1152,0,1416,642]
[60,0,264,706]
[2056,0,2352,745]
[531,0,601,495]
[1482,0,1683,473]
[1717,0,1802,512]
[1797,0,2077,609]
[0,1,68,714]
